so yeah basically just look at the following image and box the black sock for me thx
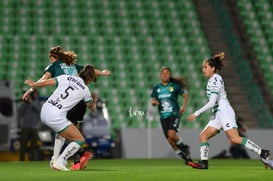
[176,143,185,151]
[178,151,187,160]
[74,148,85,164]
[201,160,208,166]
[78,147,85,156]
[74,152,81,164]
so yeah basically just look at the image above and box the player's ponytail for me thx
[170,77,188,89]
[79,65,97,83]
[207,52,225,72]
[62,51,77,65]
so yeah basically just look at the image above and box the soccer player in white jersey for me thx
[22,46,111,170]
[24,65,97,171]
[187,52,270,169]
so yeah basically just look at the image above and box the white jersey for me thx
[206,73,231,113]
[40,75,93,132]
[45,75,92,115]
[197,73,237,131]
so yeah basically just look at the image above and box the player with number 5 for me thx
[25,65,97,171]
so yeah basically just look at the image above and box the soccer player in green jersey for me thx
[187,52,270,169]
[22,46,111,170]
[151,66,194,166]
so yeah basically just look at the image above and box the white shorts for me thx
[40,104,71,133]
[204,105,237,131]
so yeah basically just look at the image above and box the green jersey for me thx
[44,60,84,78]
[151,82,185,119]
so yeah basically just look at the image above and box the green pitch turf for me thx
[0,159,272,181]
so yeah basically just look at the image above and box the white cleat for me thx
[52,162,70,171]
[261,158,273,170]
[49,156,55,169]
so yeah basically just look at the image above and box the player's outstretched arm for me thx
[24,77,56,88]
[22,72,52,101]
[94,69,111,76]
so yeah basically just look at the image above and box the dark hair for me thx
[160,66,188,89]
[206,52,225,72]
[79,65,97,83]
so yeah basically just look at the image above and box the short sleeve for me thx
[150,85,158,98]
[84,88,93,103]
[55,75,66,87]
[177,84,184,95]
[75,64,84,73]
[44,63,56,77]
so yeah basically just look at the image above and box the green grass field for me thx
[1,159,272,181]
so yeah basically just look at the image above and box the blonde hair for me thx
[62,51,77,65]
[49,46,77,65]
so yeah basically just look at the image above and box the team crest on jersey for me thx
[169,86,174,92]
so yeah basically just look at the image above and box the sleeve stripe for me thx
[85,99,93,103]
[55,77,58,87]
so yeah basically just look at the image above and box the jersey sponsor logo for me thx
[48,98,62,109]
[158,94,171,98]
[60,63,78,76]
[160,99,173,113]
[169,86,174,92]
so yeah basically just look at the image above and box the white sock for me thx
[175,150,182,155]
[242,138,261,155]
[200,142,209,160]
[176,137,183,145]
[53,134,65,160]
[57,142,80,164]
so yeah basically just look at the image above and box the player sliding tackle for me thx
[187,52,271,169]
[25,65,97,171]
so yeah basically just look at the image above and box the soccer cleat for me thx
[79,151,93,169]
[49,156,55,169]
[70,162,81,171]
[187,161,198,168]
[177,144,193,165]
[52,162,70,171]
[189,160,208,169]
[261,158,273,170]
[260,149,271,160]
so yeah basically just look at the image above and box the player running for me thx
[25,65,97,171]
[22,46,111,170]
[187,52,270,169]
[151,66,193,165]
